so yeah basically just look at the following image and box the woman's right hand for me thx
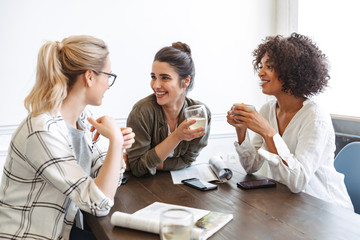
[90,116,124,200]
[227,106,250,144]
[227,107,247,129]
[227,105,276,139]
[87,116,123,144]
[174,119,206,142]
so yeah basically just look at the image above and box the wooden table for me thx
[84,166,360,240]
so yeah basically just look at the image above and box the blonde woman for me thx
[0,36,135,239]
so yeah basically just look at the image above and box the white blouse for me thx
[235,99,354,210]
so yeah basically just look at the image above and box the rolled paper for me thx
[111,211,160,234]
[111,211,205,239]
[209,156,233,182]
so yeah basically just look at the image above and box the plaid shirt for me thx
[0,109,124,239]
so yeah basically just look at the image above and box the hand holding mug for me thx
[227,103,255,128]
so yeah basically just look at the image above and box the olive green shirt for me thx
[126,94,211,177]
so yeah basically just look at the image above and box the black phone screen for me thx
[237,179,276,189]
[182,178,218,191]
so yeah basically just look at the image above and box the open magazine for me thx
[111,202,233,240]
[171,155,233,184]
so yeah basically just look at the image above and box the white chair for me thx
[334,142,360,214]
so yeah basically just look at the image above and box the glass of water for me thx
[160,208,193,240]
[184,105,208,131]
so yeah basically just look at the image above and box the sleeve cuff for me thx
[258,148,280,166]
[234,132,254,158]
[145,148,162,175]
[89,181,113,216]
[258,133,296,169]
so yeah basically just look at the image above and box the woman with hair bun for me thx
[126,42,211,177]
[227,33,353,210]
[0,35,135,239]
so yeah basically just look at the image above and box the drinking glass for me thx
[184,105,208,131]
[160,208,193,240]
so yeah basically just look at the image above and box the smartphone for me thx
[237,179,276,189]
[181,178,218,191]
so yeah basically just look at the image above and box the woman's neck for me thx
[276,94,306,113]
[163,106,181,121]
[162,98,185,132]
[275,94,307,136]
[61,93,86,129]
[162,96,185,120]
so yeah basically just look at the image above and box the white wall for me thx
[298,0,360,117]
[0,0,276,169]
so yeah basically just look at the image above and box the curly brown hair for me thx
[252,33,330,98]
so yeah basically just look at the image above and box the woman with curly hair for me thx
[227,33,353,210]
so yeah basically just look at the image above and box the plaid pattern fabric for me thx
[0,109,123,239]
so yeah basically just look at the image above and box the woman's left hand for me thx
[231,105,276,138]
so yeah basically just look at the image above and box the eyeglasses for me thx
[99,71,117,87]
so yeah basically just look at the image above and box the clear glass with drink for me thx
[160,208,193,240]
[184,105,208,131]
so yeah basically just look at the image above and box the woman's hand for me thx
[174,119,206,141]
[88,116,123,144]
[227,107,247,129]
[229,105,276,138]
[121,127,135,149]
[121,128,135,172]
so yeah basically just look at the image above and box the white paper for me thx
[133,202,210,222]
[111,212,160,233]
[111,202,208,239]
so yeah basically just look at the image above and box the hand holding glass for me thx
[184,105,208,131]
[160,209,193,240]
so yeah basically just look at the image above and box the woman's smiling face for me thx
[258,53,283,97]
[150,61,188,108]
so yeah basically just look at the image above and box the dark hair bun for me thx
[172,42,191,56]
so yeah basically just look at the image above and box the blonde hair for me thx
[24,35,109,116]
